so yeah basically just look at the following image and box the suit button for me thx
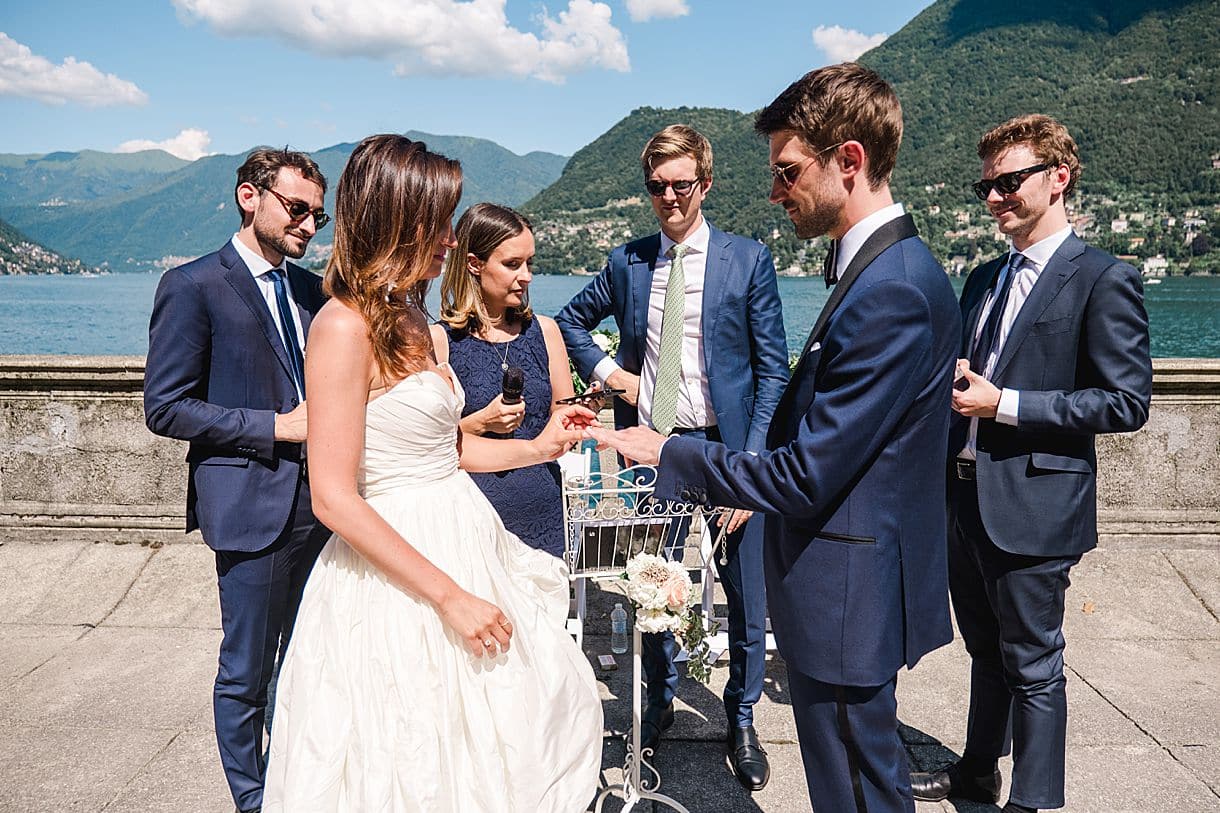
[680,489,692,501]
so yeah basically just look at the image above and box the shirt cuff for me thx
[591,356,621,386]
[996,388,1020,426]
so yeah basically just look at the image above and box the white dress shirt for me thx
[231,235,307,399]
[959,224,1073,459]
[592,217,715,431]
[833,202,906,281]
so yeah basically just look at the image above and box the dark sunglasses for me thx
[769,142,843,190]
[972,163,1052,201]
[645,178,702,197]
[260,185,330,229]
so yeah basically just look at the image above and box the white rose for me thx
[592,333,611,352]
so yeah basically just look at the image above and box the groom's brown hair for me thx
[755,62,903,191]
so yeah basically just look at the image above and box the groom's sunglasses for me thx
[971,163,1052,201]
[260,185,331,230]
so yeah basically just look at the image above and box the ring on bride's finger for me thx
[483,639,494,648]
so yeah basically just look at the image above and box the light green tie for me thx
[650,243,688,435]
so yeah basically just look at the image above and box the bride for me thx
[262,134,604,811]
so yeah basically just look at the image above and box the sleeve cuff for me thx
[996,388,1020,426]
[591,356,621,386]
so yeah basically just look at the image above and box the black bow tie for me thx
[822,240,840,288]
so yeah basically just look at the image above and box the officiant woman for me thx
[431,203,582,557]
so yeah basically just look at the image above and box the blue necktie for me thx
[970,252,1023,375]
[268,268,305,398]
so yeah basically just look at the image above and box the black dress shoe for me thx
[640,702,674,754]
[236,807,261,813]
[726,725,770,791]
[910,761,1001,803]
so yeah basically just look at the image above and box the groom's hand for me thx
[587,425,666,467]
[717,509,753,534]
[952,366,1001,418]
[274,402,308,442]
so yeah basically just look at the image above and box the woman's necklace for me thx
[494,338,510,372]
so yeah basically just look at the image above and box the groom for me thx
[144,148,331,813]
[591,64,960,812]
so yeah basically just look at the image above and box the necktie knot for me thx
[667,243,688,262]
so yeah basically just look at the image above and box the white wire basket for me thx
[562,464,722,579]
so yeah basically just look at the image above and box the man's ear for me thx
[838,141,866,181]
[236,182,260,217]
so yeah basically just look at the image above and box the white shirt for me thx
[592,218,715,431]
[833,202,906,281]
[231,235,307,399]
[959,224,1073,459]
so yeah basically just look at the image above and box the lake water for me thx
[0,272,1217,358]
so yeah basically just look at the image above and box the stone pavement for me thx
[0,535,1216,812]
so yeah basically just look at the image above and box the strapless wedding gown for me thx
[263,368,603,812]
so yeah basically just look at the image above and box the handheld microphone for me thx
[501,366,525,405]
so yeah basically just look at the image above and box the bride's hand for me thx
[437,590,514,657]
[533,404,598,460]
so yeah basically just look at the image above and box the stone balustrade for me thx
[1,355,1216,545]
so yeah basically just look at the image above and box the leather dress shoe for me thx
[236,807,261,813]
[640,702,674,754]
[726,725,770,791]
[910,761,1001,803]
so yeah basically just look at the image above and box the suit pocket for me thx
[1028,316,1073,336]
[195,455,250,467]
[816,530,877,546]
[1029,451,1091,474]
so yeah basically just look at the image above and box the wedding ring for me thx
[484,639,494,648]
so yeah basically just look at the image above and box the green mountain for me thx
[524,0,1220,273]
[0,133,567,271]
[0,215,96,276]
[0,149,188,207]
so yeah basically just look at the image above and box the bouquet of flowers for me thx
[620,553,718,684]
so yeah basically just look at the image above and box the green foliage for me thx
[523,0,1220,274]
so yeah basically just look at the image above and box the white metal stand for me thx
[593,623,690,813]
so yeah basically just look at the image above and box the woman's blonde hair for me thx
[323,134,462,380]
[439,202,534,335]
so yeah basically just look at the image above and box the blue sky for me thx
[0,0,934,160]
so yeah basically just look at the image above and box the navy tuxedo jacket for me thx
[656,232,960,687]
[952,233,1151,557]
[144,241,327,552]
[556,223,789,453]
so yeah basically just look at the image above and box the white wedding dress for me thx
[263,367,603,812]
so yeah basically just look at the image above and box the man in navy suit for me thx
[591,65,960,812]
[144,148,331,813]
[557,124,789,790]
[910,116,1151,813]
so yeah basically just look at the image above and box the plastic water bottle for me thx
[610,603,629,654]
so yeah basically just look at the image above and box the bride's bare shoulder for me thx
[312,298,369,340]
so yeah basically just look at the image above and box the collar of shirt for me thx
[1010,224,1073,274]
[658,217,711,259]
[834,202,906,280]
[231,234,286,279]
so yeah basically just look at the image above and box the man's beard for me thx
[256,221,309,259]
[792,205,840,241]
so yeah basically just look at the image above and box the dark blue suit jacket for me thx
[953,233,1151,557]
[556,223,789,452]
[144,240,326,552]
[656,233,960,687]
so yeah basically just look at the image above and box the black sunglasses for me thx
[260,185,330,229]
[972,163,1052,201]
[645,178,702,197]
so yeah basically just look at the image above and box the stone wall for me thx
[1,355,1217,545]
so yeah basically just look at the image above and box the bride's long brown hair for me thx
[324,134,462,381]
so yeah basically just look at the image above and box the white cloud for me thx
[625,0,689,22]
[116,128,214,160]
[0,32,147,106]
[811,25,888,63]
[173,0,629,83]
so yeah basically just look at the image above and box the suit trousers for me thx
[640,427,768,728]
[213,475,329,811]
[949,474,1079,810]
[788,670,913,813]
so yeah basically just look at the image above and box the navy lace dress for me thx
[443,319,565,558]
